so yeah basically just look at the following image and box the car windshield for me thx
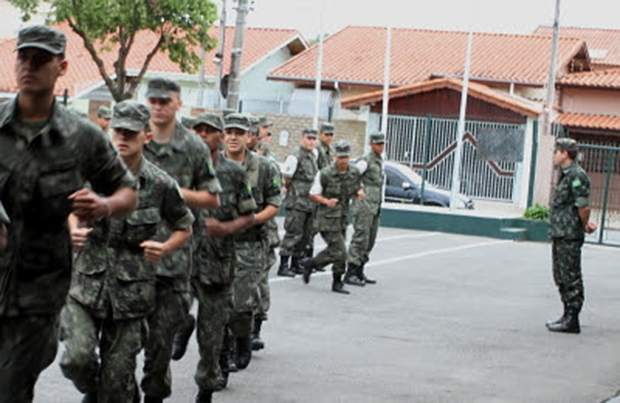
[389,163,434,188]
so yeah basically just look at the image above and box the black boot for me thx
[545,304,568,328]
[359,263,377,284]
[546,308,580,333]
[196,389,213,403]
[277,255,295,277]
[332,273,350,295]
[251,317,265,351]
[344,263,365,286]
[214,372,229,392]
[306,247,324,271]
[290,256,304,275]
[172,315,195,360]
[234,336,252,370]
[82,391,98,403]
[300,257,315,284]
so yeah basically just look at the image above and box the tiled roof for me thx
[0,22,306,97]
[557,113,620,131]
[534,26,620,67]
[340,77,543,118]
[558,69,620,89]
[269,26,589,87]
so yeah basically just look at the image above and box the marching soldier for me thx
[95,105,112,133]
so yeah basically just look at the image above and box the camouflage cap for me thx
[320,122,335,134]
[16,25,66,55]
[258,116,272,127]
[110,101,150,132]
[248,116,260,134]
[222,108,236,118]
[97,106,112,119]
[146,77,181,99]
[224,113,250,132]
[334,139,351,157]
[193,112,223,132]
[181,116,197,129]
[0,202,8,224]
[302,128,318,139]
[370,132,386,144]
[555,137,578,153]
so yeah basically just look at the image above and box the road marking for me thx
[269,239,510,283]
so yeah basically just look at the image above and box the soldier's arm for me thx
[309,171,338,207]
[253,162,282,226]
[141,228,192,263]
[181,188,220,210]
[281,155,298,189]
[572,172,596,233]
[69,187,137,222]
[206,169,257,237]
[67,213,93,251]
[188,140,222,210]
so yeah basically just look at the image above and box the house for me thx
[0,21,308,116]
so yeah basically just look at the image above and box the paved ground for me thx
[34,223,620,403]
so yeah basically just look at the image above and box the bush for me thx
[524,204,550,221]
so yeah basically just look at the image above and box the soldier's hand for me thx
[326,198,339,208]
[357,189,365,201]
[205,218,227,238]
[140,241,168,263]
[0,224,7,250]
[584,222,597,234]
[69,188,111,222]
[71,227,93,251]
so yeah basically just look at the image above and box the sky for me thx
[222,0,619,40]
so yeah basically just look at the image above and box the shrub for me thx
[523,204,550,221]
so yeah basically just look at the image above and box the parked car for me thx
[384,161,474,209]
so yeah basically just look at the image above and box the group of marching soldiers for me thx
[0,25,386,403]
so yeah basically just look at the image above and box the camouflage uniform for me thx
[193,152,256,392]
[0,96,135,402]
[310,124,334,256]
[549,160,591,313]
[142,120,221,399]
[60,157,194,403]
[0,202,8,223]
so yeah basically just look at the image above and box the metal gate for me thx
[370,113,526,202]
[578,142,620,246]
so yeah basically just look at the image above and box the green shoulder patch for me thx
[571,178,582,188]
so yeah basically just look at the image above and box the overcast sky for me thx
[222,0,618,40]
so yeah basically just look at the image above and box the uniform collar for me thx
[0,97,69,143]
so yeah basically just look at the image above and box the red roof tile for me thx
[558,69,620,89]
[0,22,305,97]
[340,78,543,118]
[269,26,589,88]
[534,26,620,67]
[557,113,620,131]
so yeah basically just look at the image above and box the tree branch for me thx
[127,31,165,98]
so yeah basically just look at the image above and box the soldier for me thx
[278,129,319,277]
[0,25,138,402]
[181,115,198,131]
[301,140,364,294]
[141,77,221,402]
[190,112,257,402]
[246,115,261,152]
[546,138,596,334]
[95,105,112,133]
[223,113,282,370]
[256,116,275,161]
[345,132,385,286]
[60,101,194,403]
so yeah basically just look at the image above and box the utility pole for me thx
[543,0,561,137]
[227,0,251,111]
[214,0,227,109]
[312,0,326,129]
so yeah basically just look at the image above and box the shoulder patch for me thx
[571,178,582,188]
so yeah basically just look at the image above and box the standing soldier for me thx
[191,113,257,402]
[223,113,282,370]
[278,129,319,277]
[345,132,385,286]
[546,138,596,334]
[95,105,112,133]
[301,140,364,294]
[141,77,221,403]
[256,116,275,160]
[0,25,137,402]
[60,101,194,403]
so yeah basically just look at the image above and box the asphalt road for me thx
[34,224,620,403]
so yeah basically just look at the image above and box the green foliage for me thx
[10,0,218,101]
[523,204,550,221]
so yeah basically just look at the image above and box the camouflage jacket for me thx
[352,151,384,214]
[143,122,221,281]
[316,140,332,170]
[194,152,256,286]
[314,164,361,232]
[0,98,136,317]
[0,202,7,224]
[549,162,590,240]
[70,158,194,320]
[235,151,282,243]
[284,147,317,213]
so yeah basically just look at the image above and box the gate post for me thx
[598,150,615,244]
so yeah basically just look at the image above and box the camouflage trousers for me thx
[315,230,347,276]
[60,298,146,403]
[0,313,59,403]
[552,239,585,312]
[280,209,314,258]
[348,208,380,266]
[255,245,275,321]
[141,278,191,399]
[230,241,264,337]
[192,280,233,391]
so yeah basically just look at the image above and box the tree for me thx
[10,0,219,101]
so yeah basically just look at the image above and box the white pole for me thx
[543,0,561,137]
[214,0,227,109]
[381,26,392,134]
[312,0,326,129]
[450,31,474,210]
